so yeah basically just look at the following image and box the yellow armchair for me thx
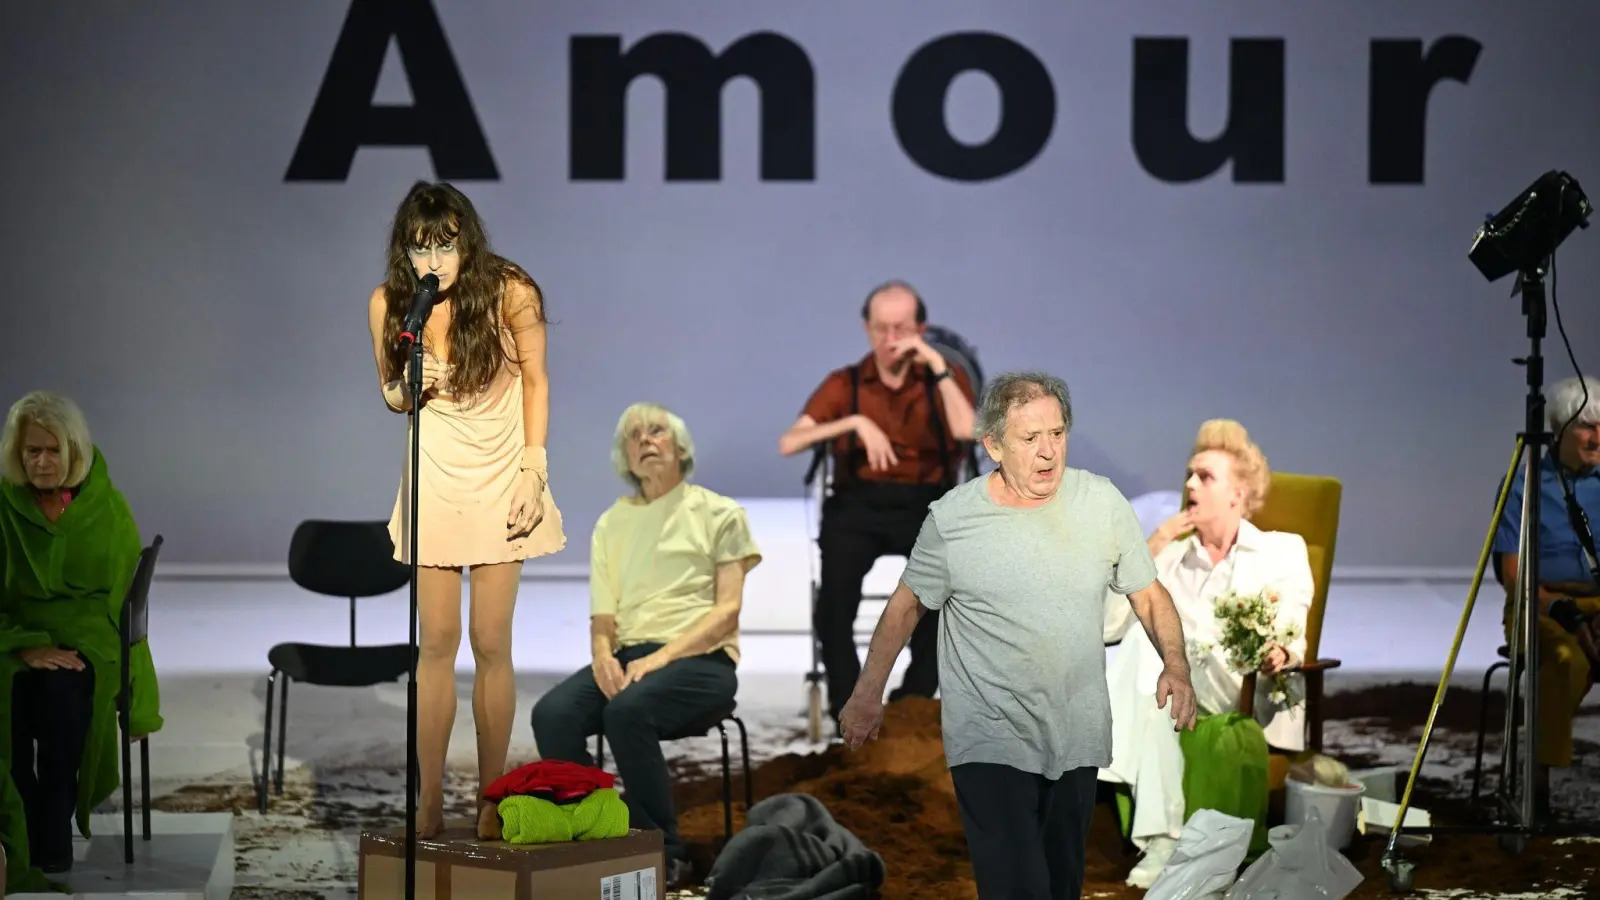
[1237,472,1344,755]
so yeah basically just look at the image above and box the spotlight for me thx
[1469,170,1592,283]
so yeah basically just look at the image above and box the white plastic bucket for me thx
[1285,779,1366,850]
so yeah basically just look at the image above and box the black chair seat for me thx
[266,642,415,688]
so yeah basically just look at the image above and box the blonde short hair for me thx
[2,390,94,488]
[1191,418,1271,518]
[610,402,696,491]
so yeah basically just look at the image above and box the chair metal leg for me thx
[732,716,753,812]
[140,738,152,840]
[594,730,606,771]
[121,695,133,864]
[259,670,277,814]
[718,722,733,844]
[1471,660,1510,803]
[274,676,289,793]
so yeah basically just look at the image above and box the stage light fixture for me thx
[1469,170,1592,283]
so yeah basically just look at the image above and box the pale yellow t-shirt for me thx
[590,482,762,662]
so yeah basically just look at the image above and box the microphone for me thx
[399,274,441,345]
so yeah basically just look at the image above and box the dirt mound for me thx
[672,693,1600,898]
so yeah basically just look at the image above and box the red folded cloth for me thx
[483,759,616,803]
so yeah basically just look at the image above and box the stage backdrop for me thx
[3,0,1598,575]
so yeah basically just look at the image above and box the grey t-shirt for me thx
[900,468,1158,779]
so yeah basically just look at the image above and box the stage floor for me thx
[59,573,1596,898]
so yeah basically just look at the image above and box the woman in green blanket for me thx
[0,390,162,880]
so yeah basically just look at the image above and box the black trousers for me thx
[529,643,736,864]
[950,763,1099,900]
[816,481,944,718]
[11,655,96,868]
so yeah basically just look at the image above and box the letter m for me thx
[569,33,816,182]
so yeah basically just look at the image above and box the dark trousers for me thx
[950,763,1098,900]
[816,482,944,718]
[10,655,96,868]
[529,643,736,863]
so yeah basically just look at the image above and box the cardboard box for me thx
[359,818,664,899]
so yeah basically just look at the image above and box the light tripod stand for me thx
[1377,170,1596,892]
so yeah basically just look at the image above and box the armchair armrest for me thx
[1238,657,1339,752]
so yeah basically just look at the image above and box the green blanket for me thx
[497,789,630,844]
[0,447,162,854]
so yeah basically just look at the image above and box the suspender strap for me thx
[923,371,955,489]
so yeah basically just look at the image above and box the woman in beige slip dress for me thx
[366,182,566,841]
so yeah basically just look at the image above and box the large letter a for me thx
[285,0,498,182]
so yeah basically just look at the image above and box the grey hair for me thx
[2,390,95,488]
[976,372,1074,443]
[1548,375,1600,433]
[610,402,696,491]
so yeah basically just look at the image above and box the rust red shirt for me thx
[801,354,976,486]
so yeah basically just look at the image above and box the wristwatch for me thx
[930,367,951,382]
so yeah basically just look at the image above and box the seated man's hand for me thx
[620,651,670,689]
[592,654,626,699]
[15,647,85,671]
[1261,643,1290,675]
[1578,619,1600,666]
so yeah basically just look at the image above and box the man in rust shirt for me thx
[779,281,977,728]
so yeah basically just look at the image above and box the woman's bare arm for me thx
[368,286,409,413]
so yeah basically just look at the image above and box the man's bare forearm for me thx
[855,583,927,699]
[1128,581,1188,670]
[779,415,859,457]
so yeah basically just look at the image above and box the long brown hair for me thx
[378,181,546,398]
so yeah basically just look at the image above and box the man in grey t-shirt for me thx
[840,372,1198,900]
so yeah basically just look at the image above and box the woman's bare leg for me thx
[416,565,464,837]
[467,560,523,839]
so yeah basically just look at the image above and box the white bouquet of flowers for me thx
[1189,588,1304,707]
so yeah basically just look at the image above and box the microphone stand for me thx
[402,327,425,900]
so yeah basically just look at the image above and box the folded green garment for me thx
[497,788,630,844]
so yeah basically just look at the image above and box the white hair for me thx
[976,371,1073,443]
[1547,375,1600,434]
[2,390,95,488]
[610,402,696,491]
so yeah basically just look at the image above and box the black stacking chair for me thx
[258,520,412,813]
[118,535,163,863]
[593,703,752,843]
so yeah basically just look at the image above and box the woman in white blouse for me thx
[1101,419,1315,888]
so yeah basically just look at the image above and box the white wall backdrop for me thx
[3,1,1598,573]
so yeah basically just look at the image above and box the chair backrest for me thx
[1248,473,1343,662]
[288,520,410,598]
[123,535,164,646]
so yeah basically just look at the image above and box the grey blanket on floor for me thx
[705,793,886,900]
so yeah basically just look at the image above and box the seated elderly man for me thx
[1493,374,1600,813]
[0,390,162,880]
[1101,419,1314,887]
[530,402,761,888]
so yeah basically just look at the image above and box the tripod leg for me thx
[1383,436,1525,864]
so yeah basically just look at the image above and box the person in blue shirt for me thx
[1494,374,1600,807]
